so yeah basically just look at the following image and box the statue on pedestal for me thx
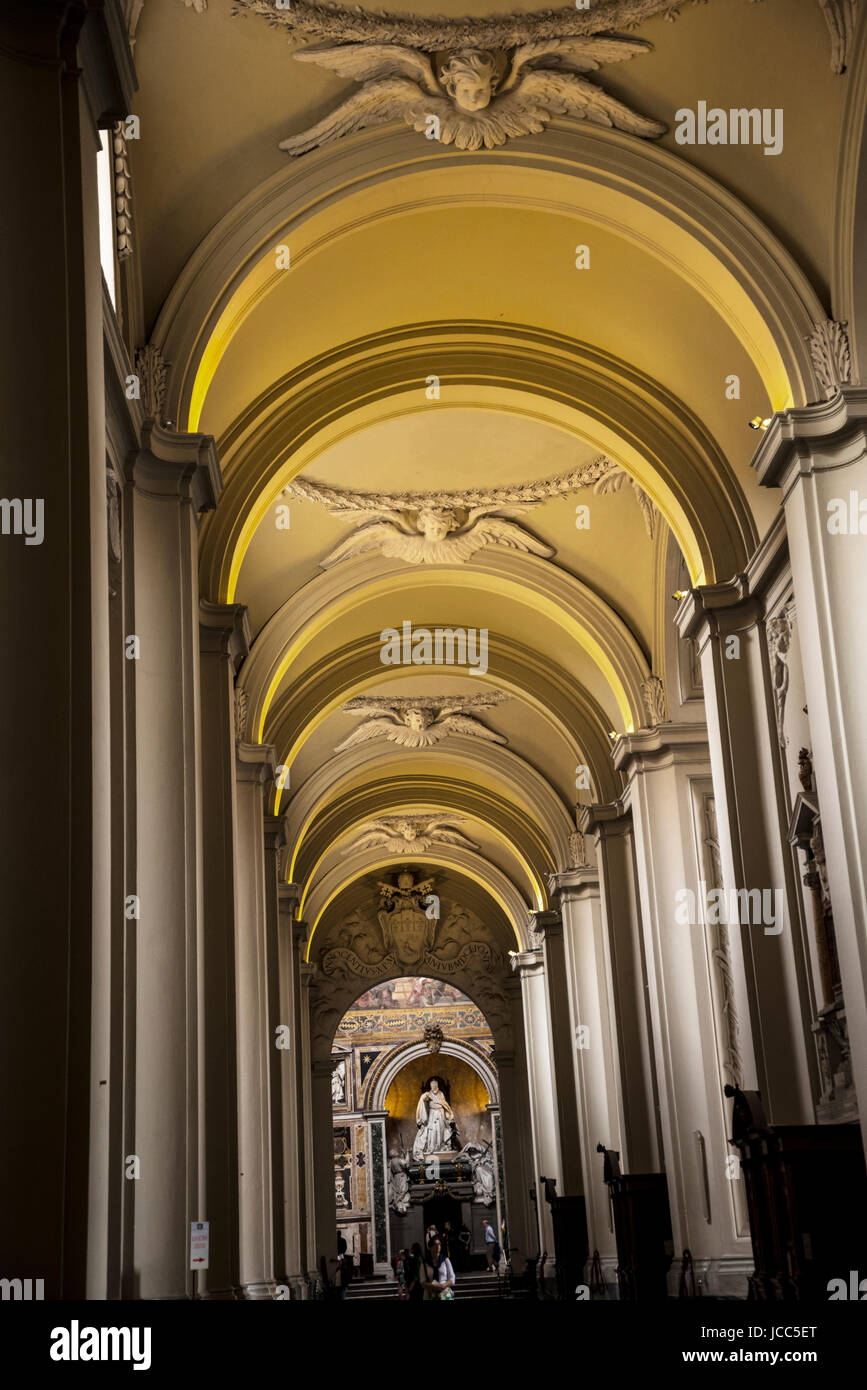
[412,1077,455,1159]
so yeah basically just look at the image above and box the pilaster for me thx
[754,386,867,1156]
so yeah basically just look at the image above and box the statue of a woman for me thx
[412,1078,455,1159]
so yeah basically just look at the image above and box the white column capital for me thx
[128,420,222,513]
[753,386,867,495]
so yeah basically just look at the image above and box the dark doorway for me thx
[423,1194,462,1252]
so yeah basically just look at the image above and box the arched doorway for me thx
[329,977,505,1279]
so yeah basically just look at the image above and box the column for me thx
[276,885,307,1296]
[755,388,867,1154]
[494,1008,536,1271]
[511,948,562,1273]
[364,1111,392,1276]
[530,909,584,1198]
[0,0,133,1299]
[616,724,753,1295]
[263,814,288,1290]
[677,579,813,1122]
[581,802,660,1174]
[128,423,221,1299]
[197,601,250,1299]
[486,1102,505,1250]
[548,868,621,1274]
[234,742,277,1298]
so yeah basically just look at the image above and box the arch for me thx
[237,550,650,741]
[293,776,562,901]
[283,740,578,876]
[154,124,825,427]
[365,1038,499,1113]
[267,630,621,809]
[304,853,532,955]
[198,327,756,597]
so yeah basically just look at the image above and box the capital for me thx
[235,741,276,785]
[753,387,867,495]
[614,721,709,778]
[676,576,761,645]
[199,599,251,669]
[128,421,222,514]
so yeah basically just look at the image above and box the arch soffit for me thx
[199,327,756,598]
[237,550,651,742]
[153,125,825,430]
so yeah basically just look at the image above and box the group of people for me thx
[394,1223,457,1301]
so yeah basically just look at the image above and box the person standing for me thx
[423,1237,455,1300]
[406,1242,425,1302]
[483,1218,497,1271]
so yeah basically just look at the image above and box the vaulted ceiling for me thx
[124,0,859,975]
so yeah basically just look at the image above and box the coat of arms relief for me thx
[311,871,512,1051]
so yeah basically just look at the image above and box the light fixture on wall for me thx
[672,589,688,602]
[748,416,772,431]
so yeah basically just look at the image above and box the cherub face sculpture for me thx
[415,507,455,542]
[439,49,499,112]
[404,707,432,731]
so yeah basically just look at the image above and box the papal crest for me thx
[378,871,437,966]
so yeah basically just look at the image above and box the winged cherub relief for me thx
[334,693,510,753]
[284,476,557,568]
[341,816,481,857]
[277,37,665,153]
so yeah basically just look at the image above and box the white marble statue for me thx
[331,1059,345,1104]
[458,1140,496,1205]
[387,1148,411,1215]
[412,1079,455,1159]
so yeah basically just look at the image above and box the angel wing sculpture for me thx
[342,815,481,857]
[314,497,553,568]
[334,695,509,752]
[279,37,665,154]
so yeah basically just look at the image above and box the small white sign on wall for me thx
[190,1221,210,1270]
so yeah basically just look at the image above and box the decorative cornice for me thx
[232,0,698,49]
[753,386,867,493]
[675,575,761,644]
[112,123,133,261]
[548,867,601,900]
[613,720,709,776]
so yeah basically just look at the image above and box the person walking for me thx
[423,1237,455,1300]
